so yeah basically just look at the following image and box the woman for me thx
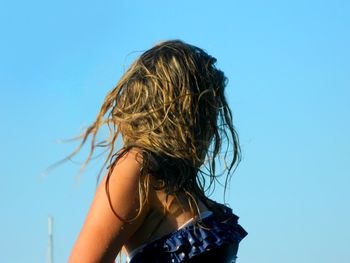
[67,40,247,263]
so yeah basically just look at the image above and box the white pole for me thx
[48,216,53,263]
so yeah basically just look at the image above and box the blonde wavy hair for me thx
[56,40,240,220]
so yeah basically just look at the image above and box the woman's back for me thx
[123,164,247,263]
[125,178,211,253]
[120,150,247,263]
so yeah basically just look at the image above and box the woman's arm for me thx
[69,150,147,263]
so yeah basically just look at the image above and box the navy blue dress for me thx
[128,206,247,263]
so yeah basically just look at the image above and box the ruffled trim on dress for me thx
[129,207,247,263]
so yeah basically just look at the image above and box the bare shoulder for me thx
[68,148,149,263]
[111,147,144,172]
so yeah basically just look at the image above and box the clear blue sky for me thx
[1,0,349,262]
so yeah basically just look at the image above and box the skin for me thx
[68,150,147,263]
[69,149,209,263]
